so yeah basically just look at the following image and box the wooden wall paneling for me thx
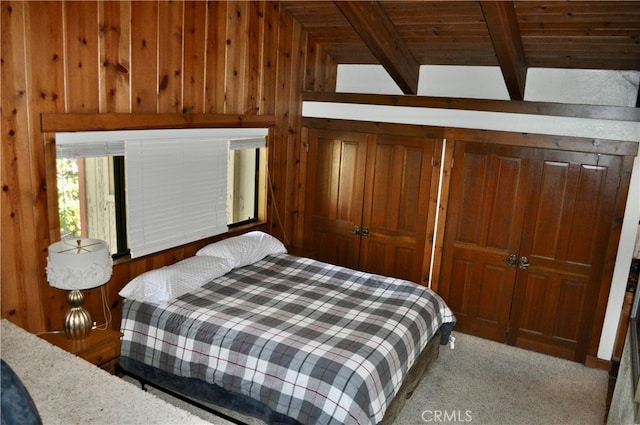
[320,45,338,93]
[1,1,46,332]
[260,2,279,116]
[284,15,305,246]
[423,139,444,287]
[303,36,319,92]
[245,1,264,115]
[24,1,68,332]
[260,1,279,237]
[303,42,337,92]
[64,1,100,113]
[98,1,131,113]
[3,0,309,333]
[205,1,227,113]
[157,1,184,113]
[430,138,458,293]
[182,0,207,114]
[294,126,310,248]
[130,1,158,113]
[269,4,291,243]
[224,1,249,114]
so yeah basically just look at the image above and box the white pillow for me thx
[119,256,232,304]
[196,231,287,268]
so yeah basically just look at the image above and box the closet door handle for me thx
[351,225,360,236]
[505,254,518,267]
[519,256,530,269]
[361,226,369,238]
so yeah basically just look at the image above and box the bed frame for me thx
[120,328,446,425]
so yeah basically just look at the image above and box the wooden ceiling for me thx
[280,1,640,100]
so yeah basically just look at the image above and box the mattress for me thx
[120,253,455,425]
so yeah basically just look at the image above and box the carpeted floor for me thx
[1,320,210,425]
[127,332,609,425]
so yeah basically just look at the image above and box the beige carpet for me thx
[1,320,211,425]
[129,332,609,425]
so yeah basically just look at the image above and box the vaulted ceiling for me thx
[281,1,640,101]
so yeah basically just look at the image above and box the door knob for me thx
[505,254,518,267]
[519,256,530,269]
[361,226,369,238]
[351,225,360,235]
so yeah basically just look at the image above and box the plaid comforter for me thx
[120,254,455,425]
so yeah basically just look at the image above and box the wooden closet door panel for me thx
[359,135,436,283]
[439,142,532,341]
[304,129,368,270]
[509,151,622,362]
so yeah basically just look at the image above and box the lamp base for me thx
[64,290,93,340]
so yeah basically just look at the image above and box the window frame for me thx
[43,114,274,262]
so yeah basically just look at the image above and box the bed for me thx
[119,231,455,425]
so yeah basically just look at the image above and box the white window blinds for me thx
[125,137,229,258]
[56,128,268,258]
[55,136,125,158]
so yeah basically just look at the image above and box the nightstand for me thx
[39,328,122,374]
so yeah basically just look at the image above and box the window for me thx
[228,139,264,226]
[55,135,127,257]
[55,128,267,258]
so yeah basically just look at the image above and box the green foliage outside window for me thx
[56,158,81,238]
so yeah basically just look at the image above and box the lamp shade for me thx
[46,238,113,290]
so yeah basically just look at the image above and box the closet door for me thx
[439,142,533,341]
[360,135,436,283]
[440,141,623,362]
[304,129,439,284]
[303,129,369,270]
[508,150,622,361]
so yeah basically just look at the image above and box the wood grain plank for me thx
[41,113,276,132]
[98,1,131,113]
[423,139,444,287]
[130,1,158,113]
[304,35,338,92]
[245,1,264,115]
[284,15,305,244]
[157,0,184,113]
[64,1,100,112]
[224,1,249,114]
[301,91,640,123]
[1,1,47,332]
[267,4,292,240]
[260,2,279,115]
[182,1,207,114]
[24,0,67,331]
[205,0,227,113]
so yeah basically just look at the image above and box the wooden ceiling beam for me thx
[334,1,420,95]
[480,1,528,101]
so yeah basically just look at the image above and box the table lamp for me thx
[46,238,113,339]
